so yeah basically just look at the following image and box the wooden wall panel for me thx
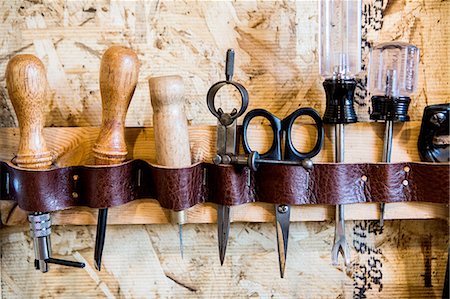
[0,122,447,226]
[1,220,448,298]
[0,0,448,127]
[0,0,448,298]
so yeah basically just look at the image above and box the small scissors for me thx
[241,108,324,278]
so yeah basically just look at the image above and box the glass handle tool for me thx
[93,46,139,271]
[368,42,420,226]
[319,0,362,269]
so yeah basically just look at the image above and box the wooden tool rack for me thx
[0,122,447,226]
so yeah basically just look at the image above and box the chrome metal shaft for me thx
[331,124,350,267]
[335,124,345,163]
[380,120,394,226]
[29,213,52,273]
[382,120,394,162]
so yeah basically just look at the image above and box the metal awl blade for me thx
[94,208,108,271]
[275,204,290,278]
[218,205,231,265]
[179,224,184,259]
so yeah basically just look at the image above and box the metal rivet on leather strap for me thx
[203,168,207,186]
[403,166,410,173]
[73,174,79,181]
[5,172,9,194]
[137,169,142,187]
[402,180,409,186]
[72,192,79,198]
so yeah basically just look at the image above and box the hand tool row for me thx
[4,44,449,277]
[4,41,449,279]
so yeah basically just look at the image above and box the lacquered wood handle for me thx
[149,75,191,167]
[6,54,52,169]
[93,46,139,165]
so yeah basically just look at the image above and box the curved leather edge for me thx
[0,160,448,212]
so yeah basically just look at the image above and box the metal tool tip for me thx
[94,260,102,271]
[279,259,286,278]
[219,243,226,265]
[279,257,286,279]
[225,49,235,81]
[218,239,228,266]
[179,224,184,259]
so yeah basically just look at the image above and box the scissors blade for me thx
[275,204,290,278]
[218,205,231,265]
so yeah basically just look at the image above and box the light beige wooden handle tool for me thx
[92,45,139,271]
[149,75,191,167]
[6,54,52,169]
[149,75,192,257]
[93,45,139,165]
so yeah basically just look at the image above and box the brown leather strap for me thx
[1,160,448,212]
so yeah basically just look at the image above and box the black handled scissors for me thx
[242,107,324,278]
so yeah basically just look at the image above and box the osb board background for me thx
[0,0,448,127]
[0,0,448,298]
[1,220,448,299]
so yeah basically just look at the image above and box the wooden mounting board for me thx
[0,121,447,226]
[0,0,448,128]
[0,1,448,298]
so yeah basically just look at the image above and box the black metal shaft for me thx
[94,208,108,271]
[47,258,85,268]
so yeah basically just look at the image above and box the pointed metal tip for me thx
[94,260,102,271]
[276,205,290,279]
[94,208,108,272]
[179,224,184,259]
[219,253,225,266]
[279,258,286,278]
[218,237,227,266]
[218,239,228,266]
[217,205,230,266]
[379,203,385,227]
